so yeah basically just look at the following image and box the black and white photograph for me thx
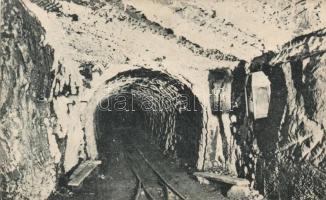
[0,0,325,199]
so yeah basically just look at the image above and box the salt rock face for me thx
[0,0,56,199]
[252,28,326,199]
[227,186,265,200]
[227,186,251,200]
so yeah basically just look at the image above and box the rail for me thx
[124,142,187,200]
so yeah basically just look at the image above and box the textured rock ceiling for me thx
[124,0,325,59]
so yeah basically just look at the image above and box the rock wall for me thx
[0,0,57,199]
[248,28,326,199]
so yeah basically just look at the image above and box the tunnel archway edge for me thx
[81,66,210,170]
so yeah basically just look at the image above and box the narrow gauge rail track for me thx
[123,141,187,200]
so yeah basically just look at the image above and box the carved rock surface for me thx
[251,29,326,199]
[0,0,56,199]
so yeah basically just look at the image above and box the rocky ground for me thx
[49,128,229,200]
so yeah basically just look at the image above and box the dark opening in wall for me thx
[93,68,204,170]
[254,65,288,198]
[208,69,232,115]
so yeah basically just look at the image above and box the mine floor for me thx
[50,129,228,200]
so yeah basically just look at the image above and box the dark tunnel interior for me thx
[93,70,204,172]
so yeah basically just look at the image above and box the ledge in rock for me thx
[193,172,250,186]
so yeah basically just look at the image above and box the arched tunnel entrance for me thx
[65,68,228,199]
[51,68,231,200]
[53,68,235,199]
[94,68,204,169]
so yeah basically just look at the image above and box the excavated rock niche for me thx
[0,0,56,199]
[205,63,248,177]
[207,29,326,200]
[93,68,203,168]
[246,29,326,199]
